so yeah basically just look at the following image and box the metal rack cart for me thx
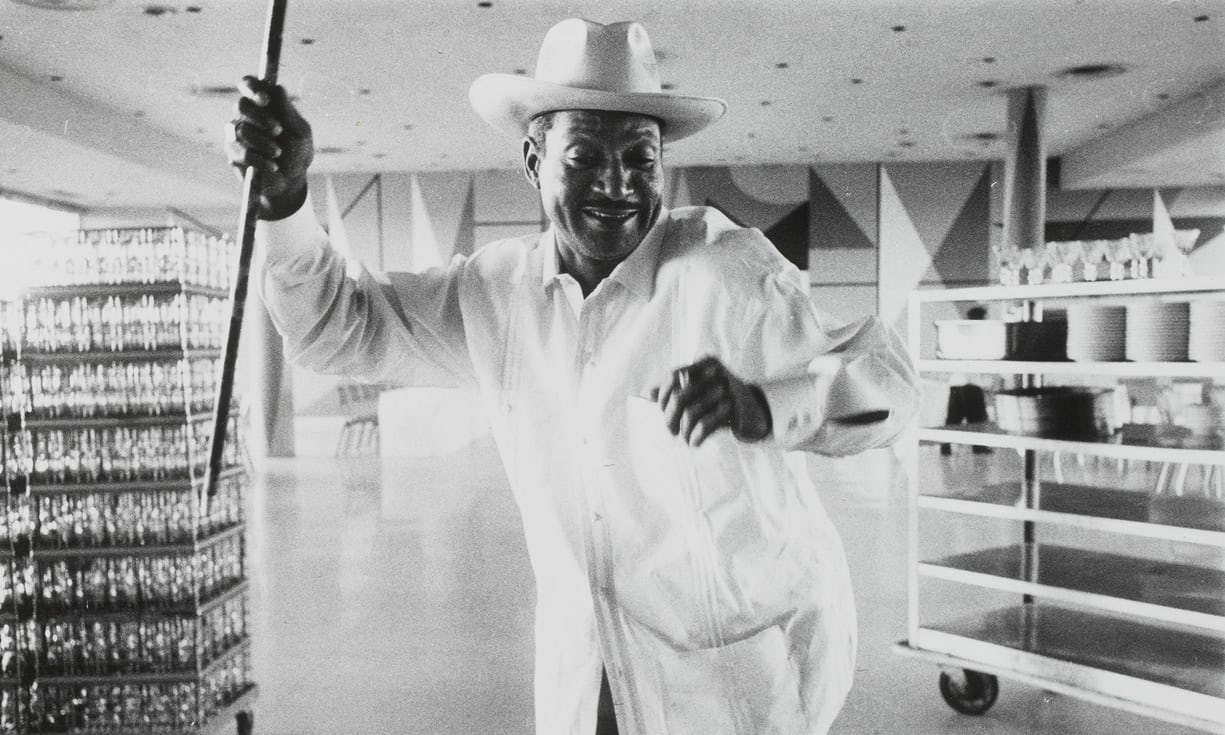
[0,229,256,733]
[895,277,1225,733]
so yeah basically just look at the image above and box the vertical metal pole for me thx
[1004,86,1047,649]
[204,0,289,497]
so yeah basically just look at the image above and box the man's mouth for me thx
[583,206,638,224]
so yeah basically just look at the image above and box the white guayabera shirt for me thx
[257,198,919,735]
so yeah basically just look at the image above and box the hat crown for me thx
[534,19,661,95]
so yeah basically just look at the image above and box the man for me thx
[229,18,918,735]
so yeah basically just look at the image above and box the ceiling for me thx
[1,0,1223,217]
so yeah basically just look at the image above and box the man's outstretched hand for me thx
[226,76,314,220]
[652,357,772,447]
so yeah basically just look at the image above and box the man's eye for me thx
[566,151,598,166]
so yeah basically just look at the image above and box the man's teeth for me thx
[587,209,634,220]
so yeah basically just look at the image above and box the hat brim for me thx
[470,74,726,143]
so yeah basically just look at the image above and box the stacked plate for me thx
[1066,305,1126,362]
[1125,301,1189,362]
[1190,300,1225,362]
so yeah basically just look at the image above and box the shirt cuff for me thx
[759,369,835,448]
[255,192,324,263]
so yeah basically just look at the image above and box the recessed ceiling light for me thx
[660,83,675,90]
[978,80,998,88]
[982,57,996,64]
[301,38,315,45]
[513,68,528,75]
[821,115,834,122]
[477,1,492,7]
[50,75,64,82]
[746,132,756,139]
[760,100,771,107]
[192,83,238,97]
[850,78,864,84]
[775,62,789,69]
[898,140,916,148]
[186,5,201,12]
[1055,63,1128,80]
[1194,14,1209,22]
[143,4,175,15]
[892,25,906,32]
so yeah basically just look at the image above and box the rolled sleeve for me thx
[758,314,919,456]
[759,369,832,448]
[253,192,474,388]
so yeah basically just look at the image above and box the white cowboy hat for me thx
[469,18,727,142]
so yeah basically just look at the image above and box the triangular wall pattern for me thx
[883,162,987,258]
[878,167,933,327]
[926,167,992,284]
[809,168,874,250]
[810,164,878,249]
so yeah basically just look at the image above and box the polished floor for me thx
[246,436,1211,734]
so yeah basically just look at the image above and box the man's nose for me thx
[595,161,632,199]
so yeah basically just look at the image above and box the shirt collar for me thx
[539,208,669,301]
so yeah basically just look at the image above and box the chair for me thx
[335,382,385,456]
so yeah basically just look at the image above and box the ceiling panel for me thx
[0,0,1222,211]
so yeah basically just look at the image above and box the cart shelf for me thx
[910,276,1225,303]
[22,411,215,430]
[917,358,1225,379]
[920,424,1225,465]
[23,465,245,495]
[0,579,249,623]
[897,604,1225,731]
[921,544,1225,633]
[23,282,228,300]
[18,348,222,363]
[19,520,246,559]
[920,482,1225,546]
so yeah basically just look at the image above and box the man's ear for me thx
[523,138,541,190]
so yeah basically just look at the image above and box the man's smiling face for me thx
[526,109,664,278]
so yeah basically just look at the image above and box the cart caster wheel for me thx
[938,669,998,715]
[236,710,254,735]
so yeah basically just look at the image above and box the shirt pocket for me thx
[656,624,806,735]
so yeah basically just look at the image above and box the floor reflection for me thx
[246,438,1206,734]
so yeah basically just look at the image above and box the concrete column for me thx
[1002,86,1047,251]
